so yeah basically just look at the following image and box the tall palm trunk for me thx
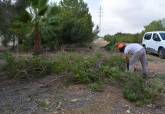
[33,26,42,54]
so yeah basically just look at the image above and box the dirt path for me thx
[133,55,165,75]
[147,55,165,74]
[0,55,164,114]
[1,80,164,114]
[62,85,165,114]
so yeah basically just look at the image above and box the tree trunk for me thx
[33,27,42,55]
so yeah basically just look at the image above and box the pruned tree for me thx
[12,0,57,54]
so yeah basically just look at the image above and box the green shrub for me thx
[104,33,140,44]
[145,78,165,101]
[107,55,126,71]
[51,52,101,83]
[100,55,126,82]
[123,74,148,103]
[123,73,165,105]
[3,55,52,80]
[104,37,117,51]
[89,82,104,92]
[51,53,126,84]
[2,52,16,77]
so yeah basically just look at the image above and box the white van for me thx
[142,31,165,59]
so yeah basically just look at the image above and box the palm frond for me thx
[18,10,32,23]
[38,0,48,8]
[38,5,48,16]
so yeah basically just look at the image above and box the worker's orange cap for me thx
[117,43,125,49]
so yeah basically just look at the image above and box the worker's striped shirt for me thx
[124,43,143,55]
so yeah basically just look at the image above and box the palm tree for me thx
[12,0,52,54]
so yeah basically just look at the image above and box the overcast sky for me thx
[50,0,165,36]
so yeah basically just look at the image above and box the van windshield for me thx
[159,33,165,40]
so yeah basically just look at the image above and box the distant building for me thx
[93,38,109,47]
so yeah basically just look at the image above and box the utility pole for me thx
[99,0,103,37]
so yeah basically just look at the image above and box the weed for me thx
[37,99,50,110]
[89,82,104,92]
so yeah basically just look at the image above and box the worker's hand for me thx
[125,56,129,64]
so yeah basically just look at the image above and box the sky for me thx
[50,0,165,36]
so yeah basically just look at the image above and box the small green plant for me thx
[37,99,50,110]
[89,82,104,92]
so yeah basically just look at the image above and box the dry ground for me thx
[147,55,165,75]
[0,54,165,114]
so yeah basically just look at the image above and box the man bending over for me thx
[117,43,148,77]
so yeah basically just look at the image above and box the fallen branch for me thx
[40,75,67,88]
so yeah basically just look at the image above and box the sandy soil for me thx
[147,55,165,75]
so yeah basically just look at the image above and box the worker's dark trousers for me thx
[129,48,148,75]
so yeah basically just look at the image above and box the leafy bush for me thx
[104,36,117,51]
[145,78,165,101]
[100,56,126,82]
[121,73,165,105]
[2,54,52,80]
[52,52,101,83]
[123,74,149,104]
[104,33,141,44]
[51,52,127,84]
[2,52,16,76]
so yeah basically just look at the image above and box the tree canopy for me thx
[0,0,95,52]
[144,20,165,32]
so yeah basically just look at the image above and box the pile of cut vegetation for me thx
[0,52,164,105]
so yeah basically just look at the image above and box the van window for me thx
[153,33,161,41]
[159,33,165,40]
[144,33,152,40]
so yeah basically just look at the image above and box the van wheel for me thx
[159,48,165,59]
